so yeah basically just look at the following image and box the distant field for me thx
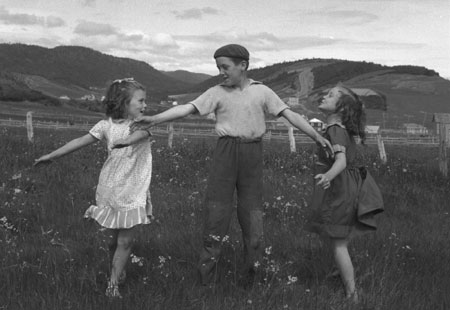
[0,126,449,309]
[0,100,103,123]
[348,74,450,129]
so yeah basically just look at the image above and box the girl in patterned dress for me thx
[306,85,384,303]
[34,78,153,298]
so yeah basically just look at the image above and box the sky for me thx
[1,0,449,78]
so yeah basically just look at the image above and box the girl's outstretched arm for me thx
[280,109,333,155]
[113,129,151,149]
[34,133,98,167]
[131,104,197,131]
[315,152,346,189]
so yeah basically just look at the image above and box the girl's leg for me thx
[107,227,135,297]
[330,238,358,301]
[109,230,119,263]
[108,230,126,284]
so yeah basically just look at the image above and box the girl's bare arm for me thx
[315,152,346,189]
[34,134,98,166]
[113,130,151,149]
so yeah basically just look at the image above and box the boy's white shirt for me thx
[190,79,289,139]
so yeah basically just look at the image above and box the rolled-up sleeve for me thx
[264,87,289,117]
[190,87,219,116]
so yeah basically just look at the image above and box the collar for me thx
[323,122,345,132]
[219,78,262,88]
[248,79,262,85]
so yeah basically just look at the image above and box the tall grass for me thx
[1,126,449,309]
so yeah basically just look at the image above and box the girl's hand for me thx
[315,174,331,189]
[33,155,53,167]
[112,138,129,149]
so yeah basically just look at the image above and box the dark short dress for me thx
[306,124,384,239]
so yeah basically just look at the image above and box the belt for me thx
[220,136,262,144]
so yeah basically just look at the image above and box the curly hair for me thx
[335,85,366,143]
[103,78,145,119]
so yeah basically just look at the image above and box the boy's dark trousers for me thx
[198,136,264,285]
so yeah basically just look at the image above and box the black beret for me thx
[213,44,249,61]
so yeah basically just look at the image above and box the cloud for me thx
[46,16,65,28]
[325,10,379,24]
[298,8,379,25]
[119,33,144,42]
[173,31,340,54]
[350,40,425,49]
[152,33,178,48]
[172,7,220,20]
[74,21,118,36]
[0,6,44,26]
[82,0,96,7]
[70,31,179,58]
[0,6,65,28]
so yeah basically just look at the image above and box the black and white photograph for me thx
[0,0,449,309]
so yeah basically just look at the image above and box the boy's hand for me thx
[315,174,331,189]
[34,155,53,167]
[316,136,334,158]
[130,116,155,132]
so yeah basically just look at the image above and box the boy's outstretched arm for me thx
[280,109,333,154]
[131,104,197,131]
[113,129,151,149]
[34,134,98,167]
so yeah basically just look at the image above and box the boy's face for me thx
[215,57,246,87]
[126,89,147,119]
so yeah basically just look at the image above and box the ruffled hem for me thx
[84,205,152,229]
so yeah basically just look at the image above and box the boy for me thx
[129,44,332,285]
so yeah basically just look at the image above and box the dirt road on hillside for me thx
[297,68,314,98]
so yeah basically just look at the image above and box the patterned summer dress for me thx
[306,123,384,238]
[84,118,153,229]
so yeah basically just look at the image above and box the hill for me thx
[0,43,191,101]
[0,43,449,129]
[162,70,211,84]
[178,59,450,128]
[0,71,61,106]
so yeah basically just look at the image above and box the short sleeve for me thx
[190,87,219,116]
[326,125,349,154]
[89,120,108,141]
[263,86,290,117]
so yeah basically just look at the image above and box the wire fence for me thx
[0,118,440,146]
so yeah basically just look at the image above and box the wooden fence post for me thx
[376,133,387,164]
[26,111,34,143]
[267,130,272,142]
[288,127,296,153]
[168,122,174,148]
[438,123,448,177]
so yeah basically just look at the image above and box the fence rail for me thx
[0,118,440,146]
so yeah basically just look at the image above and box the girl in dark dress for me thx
[306,85,384,302]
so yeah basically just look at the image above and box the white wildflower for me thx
[287,275,298,285]
[11,173,22,180]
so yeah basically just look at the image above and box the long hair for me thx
[103,78,145,119]
[335,85,366,143]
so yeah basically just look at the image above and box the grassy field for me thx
[0,126,449,310]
